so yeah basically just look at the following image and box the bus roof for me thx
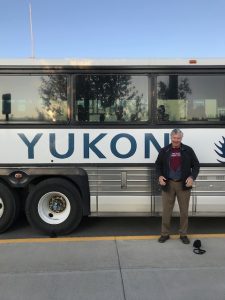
[0,58,225,67]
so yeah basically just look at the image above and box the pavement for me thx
[0,234,225,300]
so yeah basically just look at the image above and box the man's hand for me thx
[185,177,193,187]
[159,176,167,186]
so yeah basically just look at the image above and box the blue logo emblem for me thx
[215,137,225,163]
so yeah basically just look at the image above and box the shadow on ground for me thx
[1,215,225,239]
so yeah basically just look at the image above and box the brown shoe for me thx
[158,235,170,243]
[180,235,190,244]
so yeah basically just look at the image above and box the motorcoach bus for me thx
[0,58,225,235]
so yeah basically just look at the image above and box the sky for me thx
[0,0,225,59]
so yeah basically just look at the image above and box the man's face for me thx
[171,133,183,148]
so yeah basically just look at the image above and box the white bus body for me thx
[0,58,225,235]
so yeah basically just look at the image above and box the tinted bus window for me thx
[0,75,68,123]
[75,75,149,122]
[157,75,225,122]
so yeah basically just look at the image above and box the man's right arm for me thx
[155,149,167,185]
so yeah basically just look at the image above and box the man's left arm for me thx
[186,148,200,187]
[190,149,200,180]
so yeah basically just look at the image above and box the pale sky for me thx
[0,0,225,58]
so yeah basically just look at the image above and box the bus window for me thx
[75,74,149,123]
[0,75,68,123]
[157,75,225,122]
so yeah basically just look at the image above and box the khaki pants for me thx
[161,181,191,236]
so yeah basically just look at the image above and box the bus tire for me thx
[25,178,83,236]
[0,182,17,233]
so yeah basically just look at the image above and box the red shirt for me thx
[170,148,181,171]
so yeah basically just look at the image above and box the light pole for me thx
[29,2,35,58]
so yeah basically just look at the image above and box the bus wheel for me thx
[25,178,83,236]
[0,182,17,233]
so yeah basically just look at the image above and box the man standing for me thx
[155,128,200,244]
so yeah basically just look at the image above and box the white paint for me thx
[0,128,224,164]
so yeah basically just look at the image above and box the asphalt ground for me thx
[1,215,225,239]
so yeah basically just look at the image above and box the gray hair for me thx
[170,128,183,137]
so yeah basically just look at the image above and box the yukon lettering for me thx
[145,133,170,158]
[18,132,169,160]
[18,133,43,159]
[50,133,75,159]
[84,133,106,158]
[111,133,137,159]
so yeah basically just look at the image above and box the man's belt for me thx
[169,178,182,182]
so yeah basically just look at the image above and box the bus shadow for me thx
[1,215,225,239]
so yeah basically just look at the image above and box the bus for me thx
[0,58,225,235]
